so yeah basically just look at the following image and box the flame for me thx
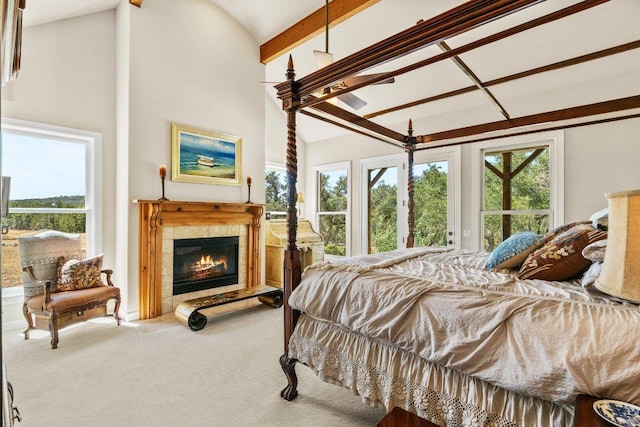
[196,255,227,272]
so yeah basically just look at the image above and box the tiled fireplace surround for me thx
[161,224,248,314]
[136,201,263,319]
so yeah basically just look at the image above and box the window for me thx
[265,162,287,219]
[315,162,350,257]
[360,147,459,255]
[1,119,102,290]
[472,131,564,251]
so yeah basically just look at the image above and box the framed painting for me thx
[171,123,242,186]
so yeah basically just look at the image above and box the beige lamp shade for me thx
[595,189,640,303]
[297,193,305,203]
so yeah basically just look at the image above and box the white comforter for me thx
[288,247,640,405]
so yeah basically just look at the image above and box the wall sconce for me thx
[297,193,305,218]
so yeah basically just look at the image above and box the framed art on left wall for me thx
[171,123,242,186]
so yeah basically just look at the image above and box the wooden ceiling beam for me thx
[437,41,511,120]
[130,0,143,7]
[260,0,380,65]
[416,95,640,143]
[308,96,405,143]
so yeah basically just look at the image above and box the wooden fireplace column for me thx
[136,200,264,319]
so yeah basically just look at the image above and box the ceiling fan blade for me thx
[313,50,334,69]
[337,92,367,110]
[343,73,395,87]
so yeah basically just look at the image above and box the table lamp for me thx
[595,189,640,303]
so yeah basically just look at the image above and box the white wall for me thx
[123,0,265,317]
[1,0,266,321]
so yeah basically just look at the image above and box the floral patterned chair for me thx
[18,230,121,349]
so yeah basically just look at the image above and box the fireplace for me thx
[173,236,239,295]
[136,200,263,319]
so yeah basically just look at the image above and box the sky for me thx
[1,132,85,200]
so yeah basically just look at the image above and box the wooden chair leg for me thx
[49,314,59,350]
[22,303,34,340]
[113,296,121,326]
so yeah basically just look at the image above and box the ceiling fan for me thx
[312,0,394,110]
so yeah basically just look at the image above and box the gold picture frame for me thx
[171,123,242,186]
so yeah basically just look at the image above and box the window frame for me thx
[314,161,351,258]
[359,153,405,254]
[471,130,564,251]
[1,118,102,297]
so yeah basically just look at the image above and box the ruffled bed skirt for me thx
[289,315,574,427]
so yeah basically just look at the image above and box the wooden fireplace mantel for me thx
[135,200,264,319]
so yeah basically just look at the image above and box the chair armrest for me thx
[101,269,116,287]
[22,266,53,308]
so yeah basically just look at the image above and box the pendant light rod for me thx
[325,0,330,53]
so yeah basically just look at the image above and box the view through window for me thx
[413,161,449,247]
[367,166,398,253]
[482,146,551,251]
[265,165,287,219]
[317,164,349,256]
[1,123,96,290]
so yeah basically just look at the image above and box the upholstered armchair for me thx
[18,230,121,349]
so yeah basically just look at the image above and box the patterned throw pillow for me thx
[541,220,592,243]
[485,231,545,270]
[57,254,104,291]
[518,224,607,281]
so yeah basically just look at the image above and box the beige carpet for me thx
[2,302,386,426]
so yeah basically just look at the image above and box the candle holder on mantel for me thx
[245,175,252,204]
[158,165,169,201]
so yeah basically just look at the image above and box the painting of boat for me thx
[172,123,241,185]
[197,155,214,167]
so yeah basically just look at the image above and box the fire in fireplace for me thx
[173,236,239,295]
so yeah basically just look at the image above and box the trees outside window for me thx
[265,165,287,218]
[367,166,398,253]
[316,163,349,257]
[473,131,563,252]
[361,148,458,255]
[413,161,448,247]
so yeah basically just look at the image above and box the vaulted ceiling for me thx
[21,0,640,145]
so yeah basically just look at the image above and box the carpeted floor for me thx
[2,302,386,426]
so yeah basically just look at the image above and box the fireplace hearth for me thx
[173,236,239,295]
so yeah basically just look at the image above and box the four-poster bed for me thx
[274,1,640,425]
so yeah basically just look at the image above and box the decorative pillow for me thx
[57,254,104,291]
[518,224,607,281]
[582,239,607,262]
[485,232,545,269]
[542,220,592,243]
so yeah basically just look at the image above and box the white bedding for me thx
[288,247,640,406]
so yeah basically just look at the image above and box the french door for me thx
[360,147,459,254]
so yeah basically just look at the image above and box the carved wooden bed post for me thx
[406,119,416,249]
[276,55,302,401]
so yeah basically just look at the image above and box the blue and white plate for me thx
[593,399,640,427]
